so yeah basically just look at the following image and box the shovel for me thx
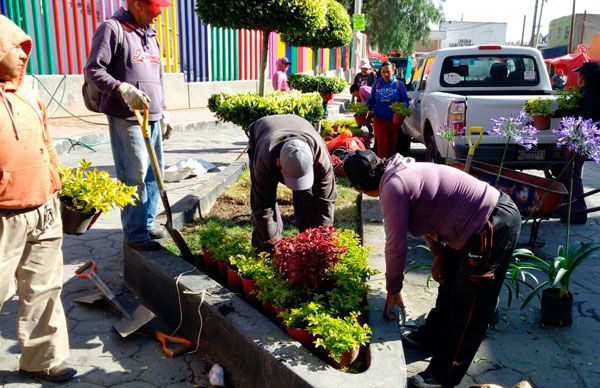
[75,260,155,337]
[133,109,194,264]
[464,126,484,174]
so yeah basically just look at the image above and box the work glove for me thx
[161,110,174,140]
[118,82,150,110]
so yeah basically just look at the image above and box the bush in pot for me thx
[347,102,369,127]
[555,86,583,111]
[58,159,138,235]
[280,301,323,347]
[229,252,271,297]
[195,221,229,270]
[389,102,412,125]
[288,74,347,101]
[523,98,553,130]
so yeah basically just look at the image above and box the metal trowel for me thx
[75,260,155,337]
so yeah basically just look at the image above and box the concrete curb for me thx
[124,164,406,387]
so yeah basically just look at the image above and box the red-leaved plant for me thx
[273,226,347,291]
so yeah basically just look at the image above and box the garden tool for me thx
[464,126,484,174]
[155,331,193,358]
[133,109,194,264]
[75,260,155,337]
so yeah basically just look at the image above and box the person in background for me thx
[85,0,174,251]
[551,69,567,90]
[552,61,600,224]
[350,84,372,103]
[353,58,376,88]
[248,115,337,252]
[343,150,521,388]
[272,56,291,92]
[366,61,411,158]
[0,15,76,382]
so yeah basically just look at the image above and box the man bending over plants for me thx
[248,114,337,252]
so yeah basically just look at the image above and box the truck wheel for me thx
[425,133,443,164]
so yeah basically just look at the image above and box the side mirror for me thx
[405,83,414,91]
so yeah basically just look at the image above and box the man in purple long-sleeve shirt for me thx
[344,150,521,388]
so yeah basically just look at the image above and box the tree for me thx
[196,0,327,96]
[281,0,353,73]
[364,0,443,54]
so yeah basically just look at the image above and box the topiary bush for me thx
[288,74,347,94]
[208,91,324,134]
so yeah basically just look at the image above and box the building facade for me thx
[547,13,600,49]
[440,21,507,49]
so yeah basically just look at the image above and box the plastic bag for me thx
[208,363,225,386]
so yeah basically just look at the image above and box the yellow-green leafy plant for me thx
[310,311,371,363]
[389,102,412,117]
[58,159,138,214]
[523,98,553,116]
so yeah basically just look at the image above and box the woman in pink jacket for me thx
[272,57,291,92]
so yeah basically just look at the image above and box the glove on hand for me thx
[161,111,174,140]
[118,82,150,110]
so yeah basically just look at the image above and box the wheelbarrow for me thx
[448,159,569,249]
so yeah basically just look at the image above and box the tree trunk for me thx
[312,47,319,75]
[259,30,271,96]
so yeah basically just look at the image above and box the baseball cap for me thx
[343,150,381,189]
[573,61,600,76]
[279,139,314,191]
[360,59,371,69]
[280,56,292,65]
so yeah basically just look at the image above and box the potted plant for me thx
[310,311,371,368]
[513,242,599,326]
[280,301,323,348]
[254,270,307,320]
[288,74,346,103]
[555,86,583,111]
[347,102,369,127]
[230,252,271,301]
[523,98,553,130]
[195,221,228,271]
[58,159,138,235]
[389,102,412,126]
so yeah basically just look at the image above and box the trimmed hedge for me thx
[288,74,347,94]
[208,91,324,133]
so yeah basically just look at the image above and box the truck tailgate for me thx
[465,95,557,131]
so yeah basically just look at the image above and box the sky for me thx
[436,0,600,43]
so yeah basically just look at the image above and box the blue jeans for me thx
[108,116,163,241]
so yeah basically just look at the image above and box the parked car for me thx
[403,45,563,170]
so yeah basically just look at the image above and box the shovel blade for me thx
[165,224,195,264]
[113,304,156,338]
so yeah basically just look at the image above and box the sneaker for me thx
[409,373,442,388]
[401,326,429,350]
[126,239,161,251]
[149,227,167,240]
[20,362,77,383]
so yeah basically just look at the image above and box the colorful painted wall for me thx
[1,0,350,82]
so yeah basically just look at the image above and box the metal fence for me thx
[1,0,350,81]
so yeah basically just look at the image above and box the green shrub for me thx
[389,102,413,117]
[347,102,368,115]
[208,91,324,133]
[229,252,271,279]
[288,74,347,94]
[523,98,553,116]
[58,159,138,214]
[310,312,371,363]
[555,86,583,111]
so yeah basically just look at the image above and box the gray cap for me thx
[279,139,314,191]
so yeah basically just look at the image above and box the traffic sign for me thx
[353,14,365,31]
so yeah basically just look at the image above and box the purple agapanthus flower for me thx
[552,116,600,163]
[436,123,465,146]
[490,111,539,150]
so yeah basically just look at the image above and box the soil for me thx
[208,193,296,226]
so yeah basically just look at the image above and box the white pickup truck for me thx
[403,45,563,170]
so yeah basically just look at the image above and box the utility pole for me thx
[530,0,539,47]
[534,0,545,48]
[351,0,364,74]
[521,15,527,46]
[568,0,576,52]
[580,10,586,46]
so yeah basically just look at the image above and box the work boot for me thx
[400,326,432,351]
[409,373,442,388]
[126,239,161,251]
[20,362,77,383]
[149,227,167,240]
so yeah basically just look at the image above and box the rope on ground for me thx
[32,74,107,125]
[172,267,209,354]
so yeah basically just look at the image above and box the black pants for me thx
[417,194,521,387]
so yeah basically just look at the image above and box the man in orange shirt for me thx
[0,15,75,382]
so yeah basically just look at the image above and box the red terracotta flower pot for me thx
[226,266,243,293]
[392,113,405,126]
[262,301,276,319]
[240,277,259,305]
[202,250,216,271]
[329,347,360,369]
[287,327,317,348]
[532,115,551,130]
[354,113,367,127]
[320,92,334,102]
[216,259,228,280]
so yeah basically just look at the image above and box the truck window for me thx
[439,55,540,87]
[418,57,436,91]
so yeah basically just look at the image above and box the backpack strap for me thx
[108,18,125,57]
